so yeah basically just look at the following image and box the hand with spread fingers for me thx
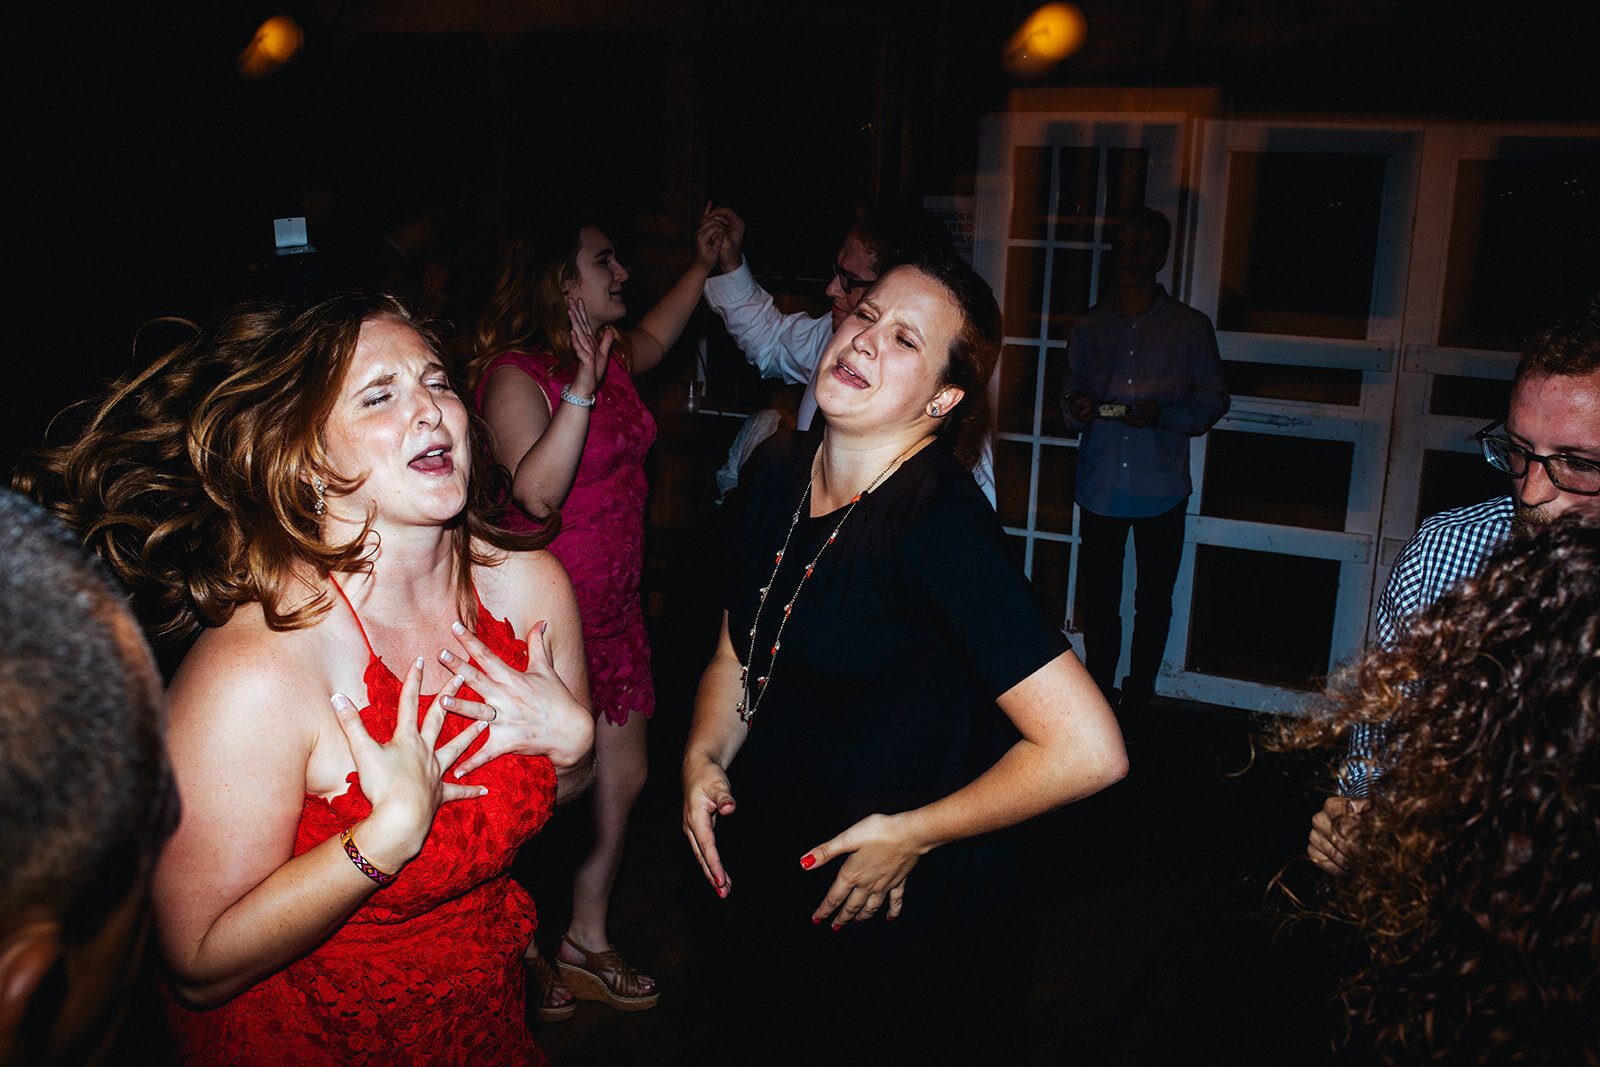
[800,813,921,928]
[332,656,490,873]
[682,756,737,898]
[436,619,593,782]
[1309,795,1367,875]
[566,295,614,398]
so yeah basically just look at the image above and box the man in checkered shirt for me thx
[1308,299,1600,875]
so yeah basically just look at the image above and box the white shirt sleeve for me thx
[703,257,835,388]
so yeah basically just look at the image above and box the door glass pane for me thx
[1035,444,1076,535]
[1049,248,1094,340]
[1010,146,1052,241]
[1004,246,1047,340]
[1054,146,1100,244]
[1221,361,1363,406]
[1042,347,1069,438]
[1217,151,1387,339]
[997,344,1038,435]
[994,438,1034,528]
[1031,538,1072,629]
[1416,449,1506,528]
[1428,374,1510,419]
[1102,147,1152,228]
[1187,546,1338,689]
[1201,430,1354,531]
[1438,150,1600,351]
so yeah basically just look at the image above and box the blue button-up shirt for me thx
[1061,286,1229,518]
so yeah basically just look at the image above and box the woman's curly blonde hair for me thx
[1275,518,1600,1064]
[16,292,550,649]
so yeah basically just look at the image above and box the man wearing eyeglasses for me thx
[1309,297,1600,875]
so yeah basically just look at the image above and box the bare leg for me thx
[558,709,655,997]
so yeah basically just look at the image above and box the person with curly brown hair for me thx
[1310,296,1600,874]
[1277,517,1599,1064]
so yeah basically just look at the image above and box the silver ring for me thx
[487,704,499,722]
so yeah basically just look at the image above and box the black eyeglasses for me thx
[832,262,875,294]
[1474,419,1600,495]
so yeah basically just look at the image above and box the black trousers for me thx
[1076,500,1187,702]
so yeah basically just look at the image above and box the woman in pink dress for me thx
[468,213,724,1014]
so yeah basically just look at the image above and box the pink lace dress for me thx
[165,592,556,1065]
[475,348,657,726]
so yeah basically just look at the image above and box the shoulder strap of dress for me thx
[328,575,376,659]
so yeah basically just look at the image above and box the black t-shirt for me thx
[719,432,1070,924]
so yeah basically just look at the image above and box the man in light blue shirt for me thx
[1062,208,1229,722]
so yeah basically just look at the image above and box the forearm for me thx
[164,814,412,1007]
[684,653,748,777]
[508,402,591,517]
[554,743,597,804]
[1159,386,1230,436]
[892,732,1127,856]
[706,266,828,386]
[629,260,717,374]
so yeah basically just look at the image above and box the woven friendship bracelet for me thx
[340,829,396,886]
[560,386,596,408]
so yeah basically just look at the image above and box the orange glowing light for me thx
[238,15,304,79]
[1004,3,1088,79]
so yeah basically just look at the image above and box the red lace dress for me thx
[165,591,557,1065]
[475,348,657,726]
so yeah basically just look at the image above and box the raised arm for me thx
[700,210,835,387]
[479,299,613,518]
[800,650,1127,926]
[154,650,487,1007]
[618,208,726,376]
[681,611,750,898]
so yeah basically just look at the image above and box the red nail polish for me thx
[799,855,816,870]
[812,916,823,924]
[831,924,842,932]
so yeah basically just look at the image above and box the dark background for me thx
[11,0,1600,471]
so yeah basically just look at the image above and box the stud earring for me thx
[930,404,941,417]
[313,476,327,517]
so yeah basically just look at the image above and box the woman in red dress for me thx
[26,293,595,1064]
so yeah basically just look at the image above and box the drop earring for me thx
[313,476,327,516]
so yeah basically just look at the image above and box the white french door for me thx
[977,106,1600,713]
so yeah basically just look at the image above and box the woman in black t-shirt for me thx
[681,250,1127,1054]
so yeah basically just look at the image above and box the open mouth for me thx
[409,446,453,474]
[831,360,869,389]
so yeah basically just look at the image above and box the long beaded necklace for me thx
[736,440,925,728]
